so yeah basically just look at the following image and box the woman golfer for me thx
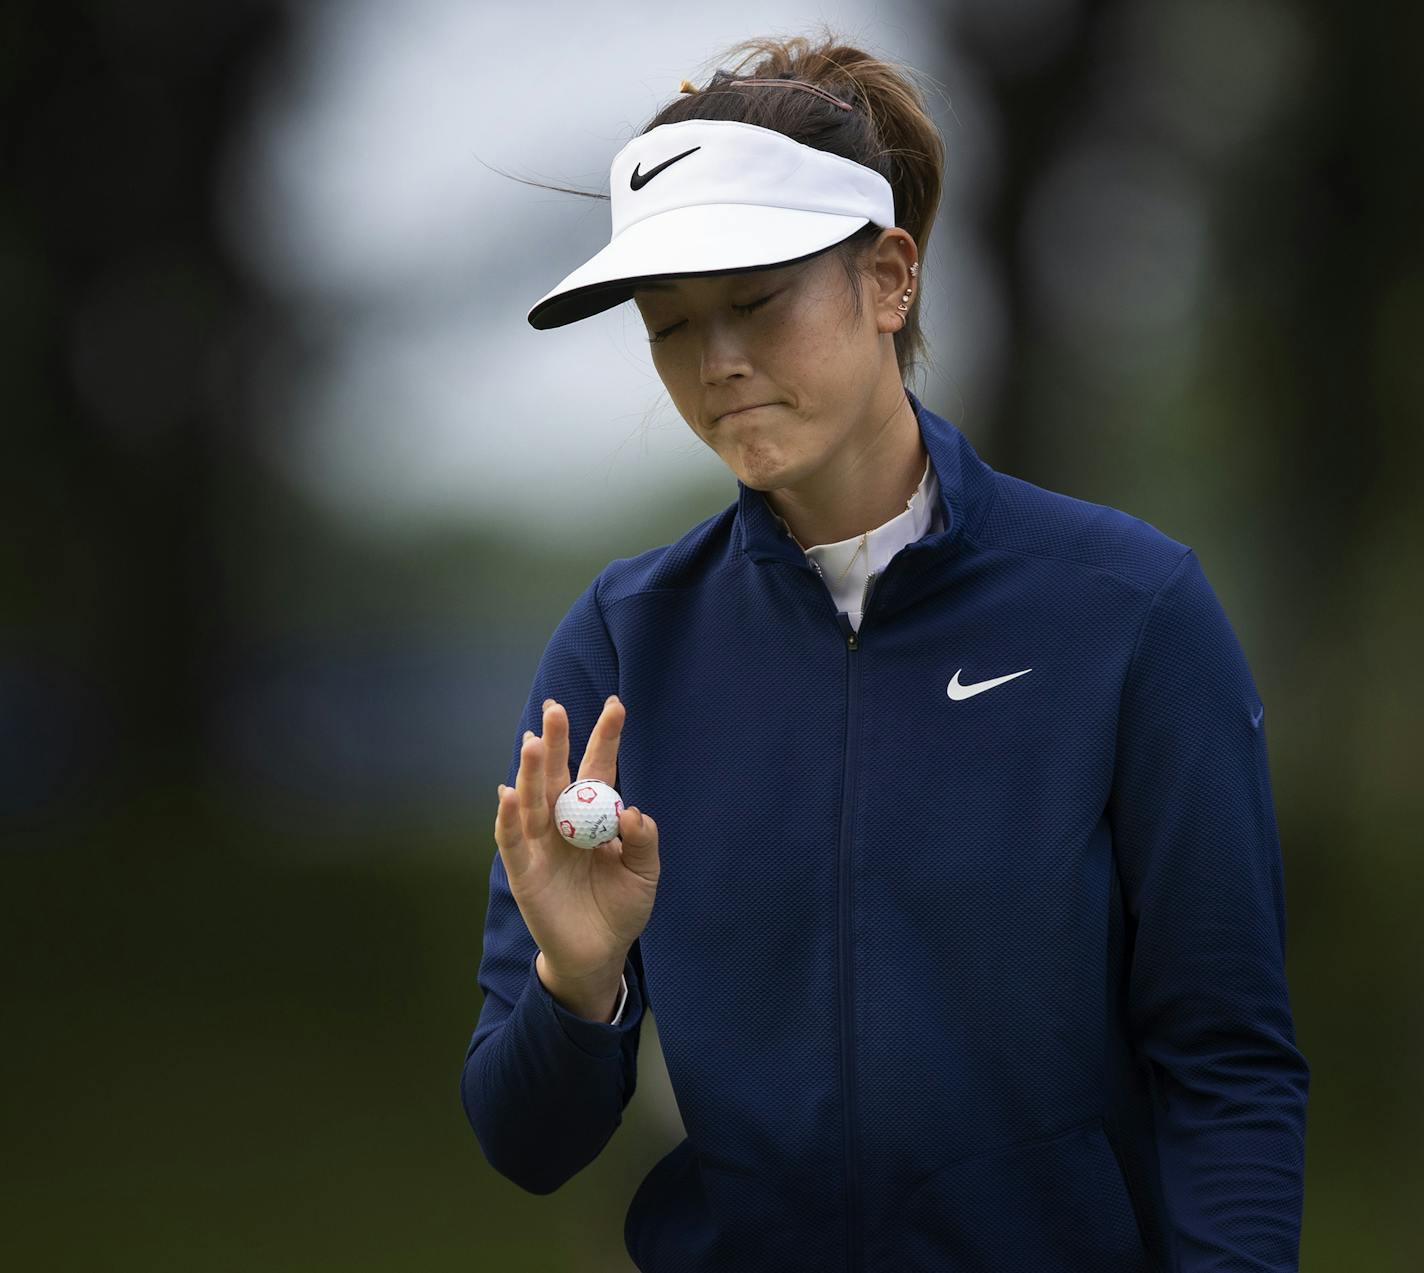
[460,32,1309,1273]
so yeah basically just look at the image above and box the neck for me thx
[767,387,926,550]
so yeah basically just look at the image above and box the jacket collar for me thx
[735,388,997,584]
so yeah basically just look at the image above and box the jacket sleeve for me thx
[458,570,649,1195]
[1109,547,1310,1272]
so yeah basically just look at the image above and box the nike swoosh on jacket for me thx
[460,389,1309,1273]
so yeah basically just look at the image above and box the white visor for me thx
[526,118,895,330]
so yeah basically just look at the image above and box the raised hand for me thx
[493,695,660,993]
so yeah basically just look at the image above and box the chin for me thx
[732,442,801,491]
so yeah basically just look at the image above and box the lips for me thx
[717,403,777,421]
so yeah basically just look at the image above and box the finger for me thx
[578,693,625,785]
[516,730,550,839]
[616,806,657,879]
[493,783,529,876]
[541,699,572,800]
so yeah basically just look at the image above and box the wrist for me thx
[536,950,626,1022]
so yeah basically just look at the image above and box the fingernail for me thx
[542,698,553,711]
[523,729,534,741]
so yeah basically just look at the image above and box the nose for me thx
[698,323,755,386]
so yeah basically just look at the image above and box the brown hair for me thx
[501,27,949,386]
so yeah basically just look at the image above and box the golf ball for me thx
[553,778,623,849]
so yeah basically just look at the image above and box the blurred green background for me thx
[3,1,1421,1270]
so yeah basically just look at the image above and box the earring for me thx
[890,261,918,330]
[897,262,918,313]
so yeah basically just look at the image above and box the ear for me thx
[872,230,918,335]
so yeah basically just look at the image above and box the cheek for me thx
[779,312,864,384]
[785,286,867,353]
[649,344,692,390]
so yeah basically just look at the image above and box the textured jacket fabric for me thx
[459,388,1310,1272]
[598,439,943,1032]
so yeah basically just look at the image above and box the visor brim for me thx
[526,203,876,330]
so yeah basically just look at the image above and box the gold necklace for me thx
[832,533,868,584]
[784,457,925,574]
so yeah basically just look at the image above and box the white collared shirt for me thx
[769,453,944,632]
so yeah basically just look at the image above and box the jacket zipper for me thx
[807,562,879,652]
[809,560,877,1271]
[849,569,876,651]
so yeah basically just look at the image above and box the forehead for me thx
[632,264,789,297]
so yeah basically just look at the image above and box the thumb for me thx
[618,805,659,874]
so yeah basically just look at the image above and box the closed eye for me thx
[647,293,777,344]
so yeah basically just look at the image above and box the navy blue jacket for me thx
[460,389,1309,1272]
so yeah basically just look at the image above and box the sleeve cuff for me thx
[609,972,629,1026]
[528,951,643,1057]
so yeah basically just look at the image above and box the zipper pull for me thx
[847,571,878,649]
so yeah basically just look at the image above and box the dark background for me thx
[3,2,1420,1268]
